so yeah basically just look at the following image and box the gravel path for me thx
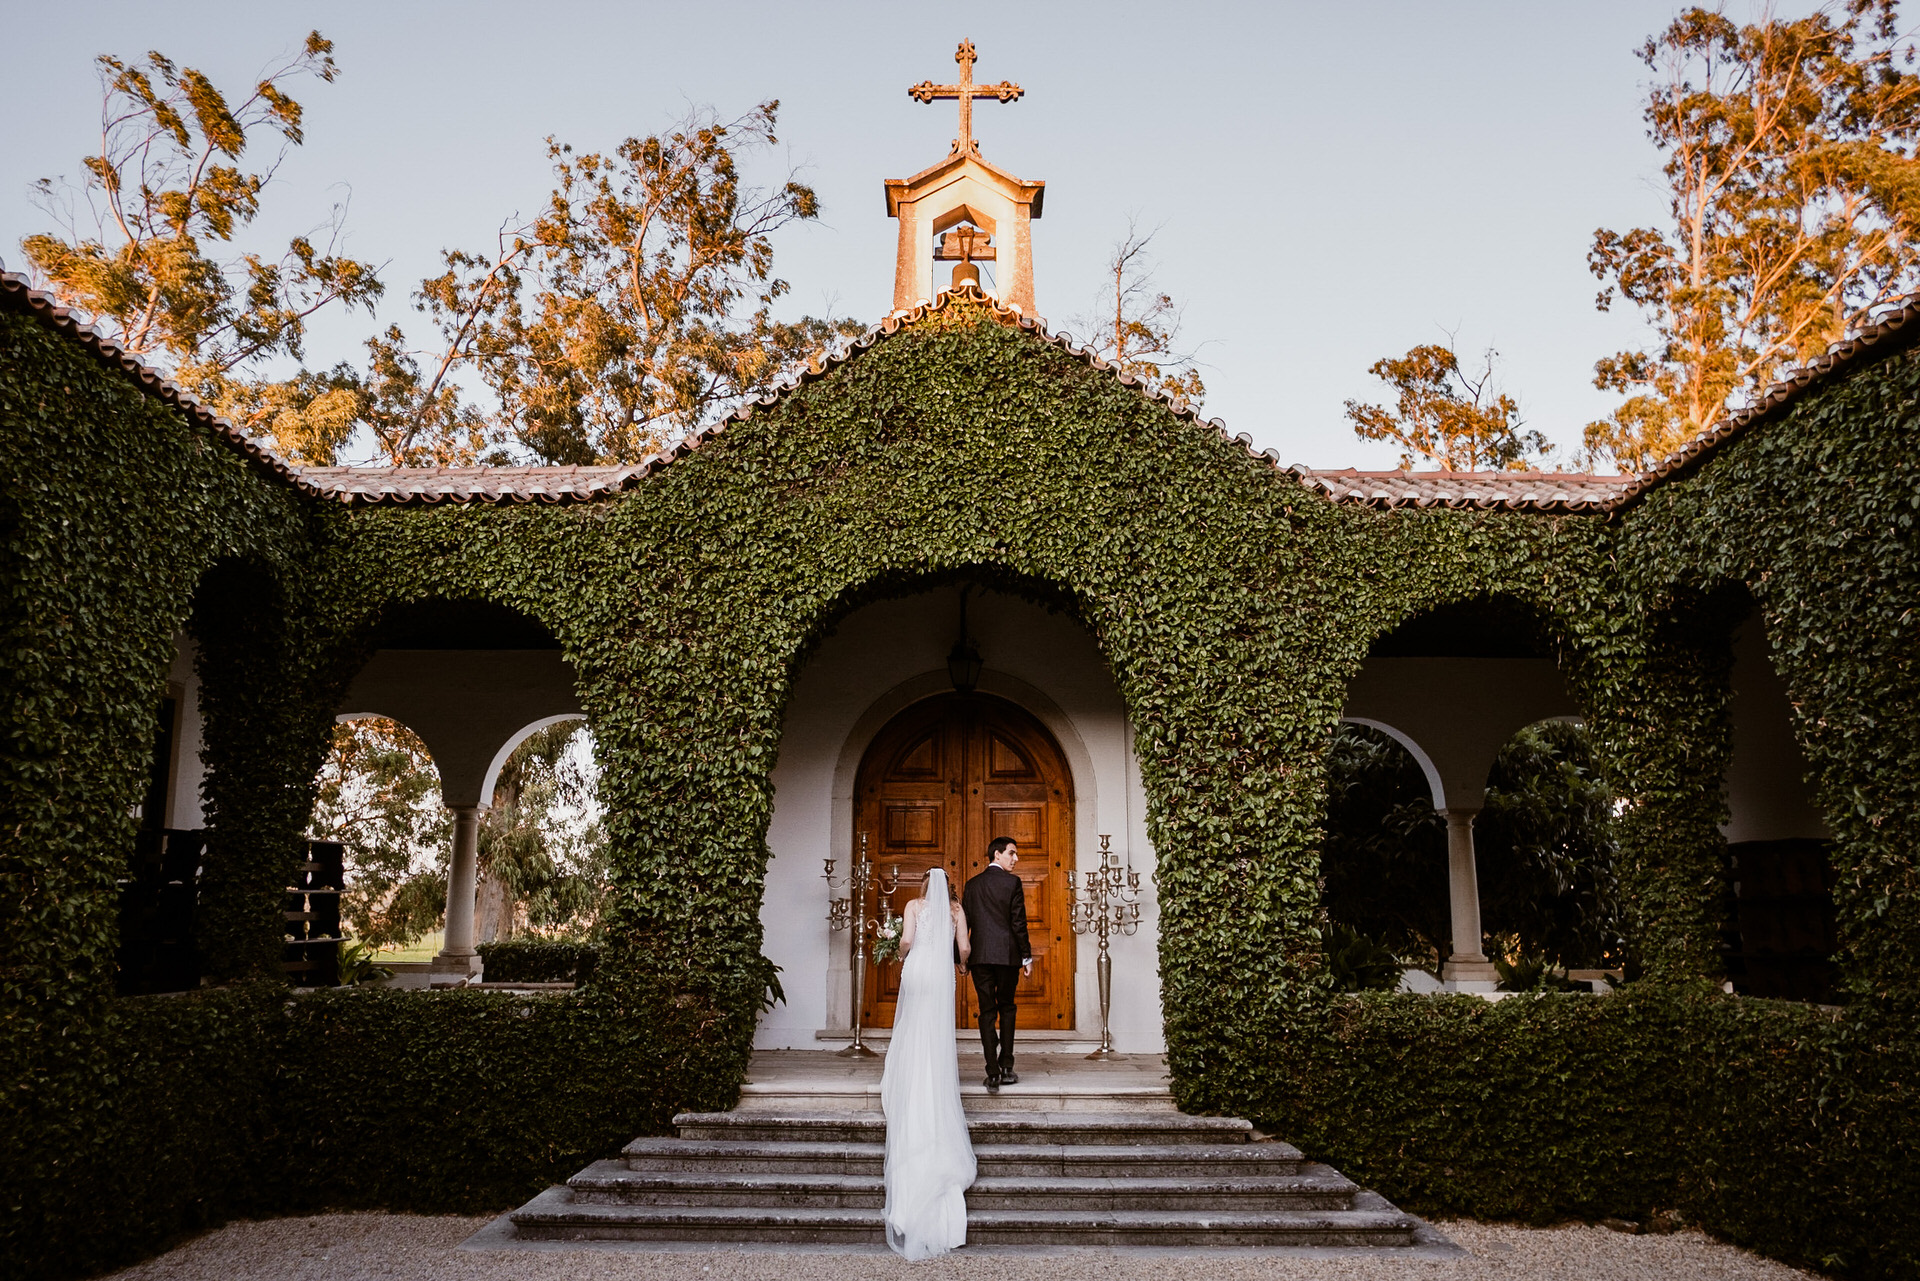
[102,1213,1825,1280]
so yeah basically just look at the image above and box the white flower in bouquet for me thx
[872,910,903,962]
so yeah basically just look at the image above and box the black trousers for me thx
[971,963,1020,1076]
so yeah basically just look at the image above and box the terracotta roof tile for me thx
[296,464,650,506]
[1295,468,1633,513]
[12,271,1918,516]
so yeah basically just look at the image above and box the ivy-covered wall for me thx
[1612,352,1920,1004]
[3,291,1917,1278]
[0,302,346,1276]
[323,303,1614,1104]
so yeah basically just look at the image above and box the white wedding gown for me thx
[879,869,976,1259]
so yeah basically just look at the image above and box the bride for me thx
[879,867,976,1259]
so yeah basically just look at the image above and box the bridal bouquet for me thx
[871,910,904,962]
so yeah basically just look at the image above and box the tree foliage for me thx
[476,720,607,940]
[1477,721,1624,969]
[1073,222,1205,407]
[20,32,384,460]
[306,718,448,949]
[1344,340,1551,470]
[395,104,865,465]
[22,47,858,469]
[1588,1,1920,471]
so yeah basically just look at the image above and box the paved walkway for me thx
[747,1048,1168,1082]
[102,1213,1824,1279]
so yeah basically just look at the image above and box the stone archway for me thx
[854,692,1076,1032]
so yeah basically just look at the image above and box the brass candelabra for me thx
[1067,834,1140,1060]
[824,832,899,1057]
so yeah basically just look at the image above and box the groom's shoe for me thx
[999,1070,1019,1085]
[983,1074,1001,1092]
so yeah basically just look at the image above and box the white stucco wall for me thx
[1723,619,1829,843]
[1342,657,1579,813]
[756,586,1163,1051]
[336,650,584,807]
[164,634,206,830]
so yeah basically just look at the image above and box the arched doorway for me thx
[853,692,1075,1031]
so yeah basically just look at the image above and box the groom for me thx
[961,836,1032,1092]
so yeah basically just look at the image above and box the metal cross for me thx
[908,39,1023,155]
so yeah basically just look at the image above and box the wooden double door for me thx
[855,693,1075,1032]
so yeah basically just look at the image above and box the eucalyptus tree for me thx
[381,103,865,465]
[21,32,384,463]
[1343,340,1551,471]
[1588,0,1920,471]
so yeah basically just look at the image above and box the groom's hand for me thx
[1021,959,1033,975]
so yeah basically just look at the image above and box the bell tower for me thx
[886,40,1045,315]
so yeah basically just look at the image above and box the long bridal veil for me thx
[879,868,976,1259]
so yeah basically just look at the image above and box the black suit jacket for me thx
[962,864,1031,968]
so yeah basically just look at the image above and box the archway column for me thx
[1343,656,1580,994]
[433,805,484,981]
[1440,807,1497,991]
[336,647,586,985]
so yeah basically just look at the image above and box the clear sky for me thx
[2,0,1723,469]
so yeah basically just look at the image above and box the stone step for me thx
[735,1079,1178,1114]
[569,1158,1358,1211]
[812,1028,1110,1052]
[508,1188,1419,1247]
[670,1110,1253,1146]
[620,1136,1309,1178]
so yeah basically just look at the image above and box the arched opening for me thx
[309,712,605,985]
[330,596,588,983]
[853,691,1075,1031]
[471,716,604,950]
[1334,594,1586,991]
[756,578,1161,1052]
[1719,594,1837,1002]
[122,558,291,992]
[118,629,204,995]
[310,715,448,958]
[1319,723,1449,984]
[1319,717,1621,993]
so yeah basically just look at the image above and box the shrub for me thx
[476,938,601,983]
[2,972,735,1280]
[1256,986,1920,1279]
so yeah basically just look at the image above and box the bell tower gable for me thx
[886,41,1045,316]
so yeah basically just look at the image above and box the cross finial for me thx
[908,38,1023,156]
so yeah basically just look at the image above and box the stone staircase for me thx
[505,1054,1431,1249]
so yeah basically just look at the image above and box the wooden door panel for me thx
[987,732,1036,778]
[856,693,1073,1033]
[888,727,945,780]
[882,804,941,850]
[987,806,1042,844]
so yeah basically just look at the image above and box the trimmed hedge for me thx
[1259,987,1918,1279]
[11,983,1915,1281]
[6,985,284,1281]
[476,938,602,984]
[7,980,731,1279]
